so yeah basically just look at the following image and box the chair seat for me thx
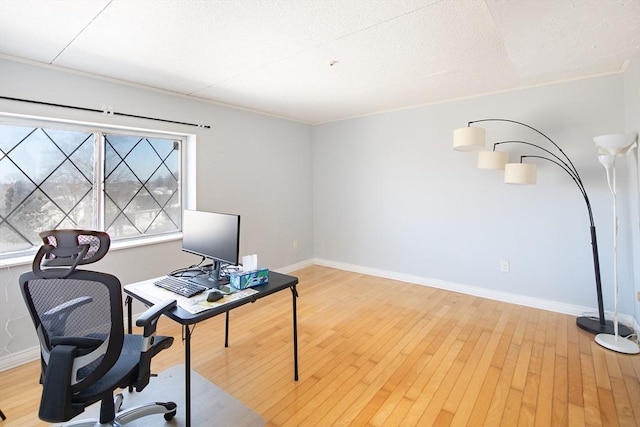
[74,334,173,405]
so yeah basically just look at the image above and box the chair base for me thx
[62,394,176,426]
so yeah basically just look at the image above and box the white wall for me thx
[623,56,640,324]
[312,72,638,323]
[0,58,314,365]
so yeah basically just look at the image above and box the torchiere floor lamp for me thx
[593,133,638,354]
[453,119,632,336]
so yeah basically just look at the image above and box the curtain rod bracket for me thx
[102,105,114,117]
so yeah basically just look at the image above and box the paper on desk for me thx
[179,288,259,314]
[134,282,259,314]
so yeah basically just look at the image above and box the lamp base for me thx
[595,333,640,354]
[576,316,633,336]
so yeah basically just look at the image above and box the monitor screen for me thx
[181,209,240,266]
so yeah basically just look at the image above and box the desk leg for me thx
[125,296,132,334]
[183,325,192,427]
[126,296,133,393]
[225,311,230,347]
[291,285,299,381]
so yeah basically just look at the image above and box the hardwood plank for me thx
[567,338,585,408]
[568,402,586,427]
[466,365,502,427]
[534,344,556,427]
[501,388,523,426]
[551,355,569,427]
[580,352,603,427]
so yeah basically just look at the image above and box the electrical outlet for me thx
[293,240,299,250]
[500,260,510,273]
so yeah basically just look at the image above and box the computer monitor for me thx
[181,209,240,287]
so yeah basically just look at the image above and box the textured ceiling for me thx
[0,0,638,124]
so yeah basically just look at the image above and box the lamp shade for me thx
[453,127,485,151]
[477,150,508,169]
[593,133,637,155]
[505,163,536,184]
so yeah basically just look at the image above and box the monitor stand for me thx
[186,260,231,292]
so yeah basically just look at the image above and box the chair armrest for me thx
[39,345,84,422]
[135,299,176,338]
[132,299,176,392]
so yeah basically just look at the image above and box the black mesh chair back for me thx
[21,270,124,420]
[19,229,177,425]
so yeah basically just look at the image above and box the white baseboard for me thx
[0,345,40,372]
[274,259,315,274]
[0,314,140,373]
[3,258,637,372]
[313,258,640,332]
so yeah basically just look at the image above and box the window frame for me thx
[0,112,193,266]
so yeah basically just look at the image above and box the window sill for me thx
[0,233,182,268]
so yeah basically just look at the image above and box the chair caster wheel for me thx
[163,402,177,421]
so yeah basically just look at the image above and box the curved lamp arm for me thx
[493,141,581,186]
[468,118,582,181]
[520,155,594,227]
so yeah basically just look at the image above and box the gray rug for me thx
[57,365,264,426]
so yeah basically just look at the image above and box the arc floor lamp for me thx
[453,119,632,337]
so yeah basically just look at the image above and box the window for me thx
[0,119,184,259]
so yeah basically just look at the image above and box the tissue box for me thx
[229,268,269,290]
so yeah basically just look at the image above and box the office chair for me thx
[19,229,178,426]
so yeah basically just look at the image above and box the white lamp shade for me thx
[593,133,637,155]
[505,163,536,184]
[453,127,485,151]
[477,150,508,169]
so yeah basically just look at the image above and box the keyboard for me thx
[153,276,207,298]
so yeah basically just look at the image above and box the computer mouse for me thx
[207,291,223,302]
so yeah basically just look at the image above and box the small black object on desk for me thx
[207,291,223,302]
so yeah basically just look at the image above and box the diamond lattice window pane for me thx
[163,148,179,179]
[44,129,93,157]
[124,138,163,183]
[0,124,35,154]
[105,163,143,210]
[0,158,36,217]
[123,188,159,233]
[104,134,139,176]
[104,134,180,240]
[105,202,140,238]
[147,210,180,234]
[39,159,93,213]
[69,136,96,180]
[0,222,34,253]
[10,189,66,245]
[148,168,178,207]
[10,129,67,184]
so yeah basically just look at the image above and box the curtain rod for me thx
[0,96,211,129]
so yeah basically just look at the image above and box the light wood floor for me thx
[1,265,639,426]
